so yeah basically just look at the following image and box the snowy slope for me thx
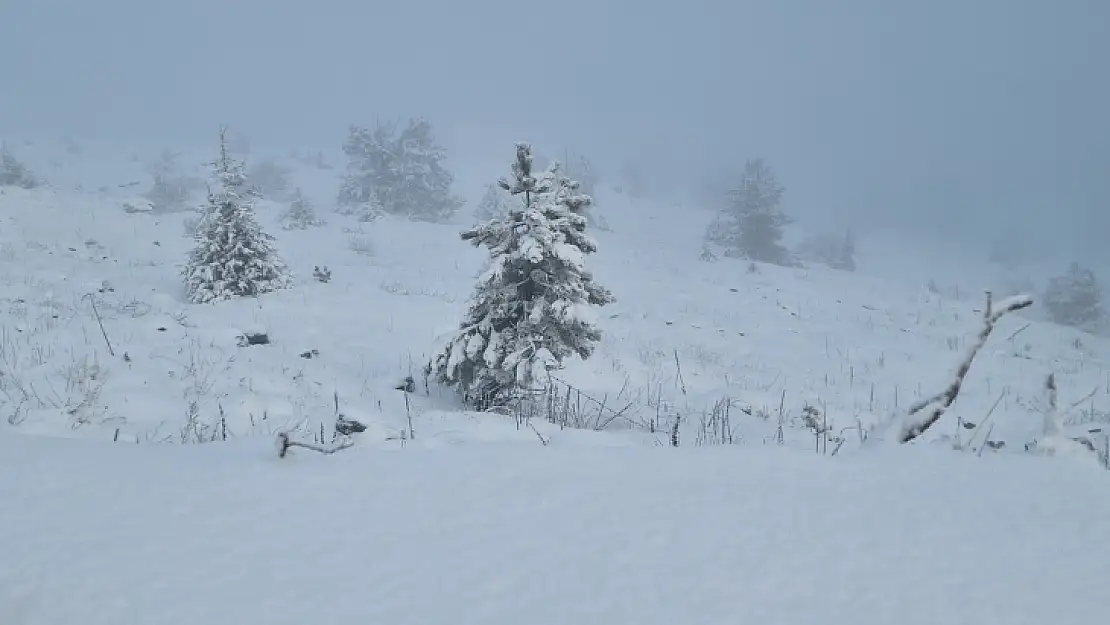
[3,432,1109,625]
[1,138,1108,450]
[2,137,1110,624]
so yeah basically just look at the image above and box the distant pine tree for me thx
[1044,262,1102,329]
[473,183,510,222]
[0,146,38,189]
[337,118,463,222]
[392,118,464,221]
[144,149,194,213]
[797,230,856,271]
[567,154,598,198]
[183,129,289,303]
[248,158,293,201]
[705,158,792,265]
[839,229,857,271]
[432,143,614,408]
[563,153,604,228]
[337,123,393,215]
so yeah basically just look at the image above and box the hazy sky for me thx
[2,0,1107,257]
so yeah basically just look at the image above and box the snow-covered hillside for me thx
[2,138,1109,623]
[1,139,1107,449]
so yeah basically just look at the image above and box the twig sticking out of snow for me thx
[82,293,115,356]
[1068,385,1100,412]
[1043,373,1062,438]
[898,292,1033,443]
[528,422,549,446]
[276,432,354,458]
[1030,372,1105,458]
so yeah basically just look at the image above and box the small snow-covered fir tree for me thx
[473,182,510,222]
[432,143,614,408]
[279,187,324,230]
[336,118,463,222]
[183,129,290,304]
[1044,262,1102,329]
[705,158,792,265]
[0,146,38,189]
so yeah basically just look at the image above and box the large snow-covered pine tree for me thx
[183,129,290,303]
[432,143,614,408]
[705,158,792,265]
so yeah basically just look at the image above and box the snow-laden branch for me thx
[1031,370,1106,458]
[897,292,1033,443]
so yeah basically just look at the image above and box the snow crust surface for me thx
[3,434,1108,625]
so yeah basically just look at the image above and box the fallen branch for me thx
[898,292,1033,443]
[276,432,354,458]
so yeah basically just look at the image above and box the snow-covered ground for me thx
[2,137,1109,623]
[3,434,1109,625]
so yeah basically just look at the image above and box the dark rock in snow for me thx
[336,415,367,436]
[238,332,270,347]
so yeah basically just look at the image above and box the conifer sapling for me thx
[183,129,290,303]
[432,143,614,408]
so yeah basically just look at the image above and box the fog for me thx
[2,0,1107,259]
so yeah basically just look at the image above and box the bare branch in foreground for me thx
[277,432,354,458]
[898,292,1033,443]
